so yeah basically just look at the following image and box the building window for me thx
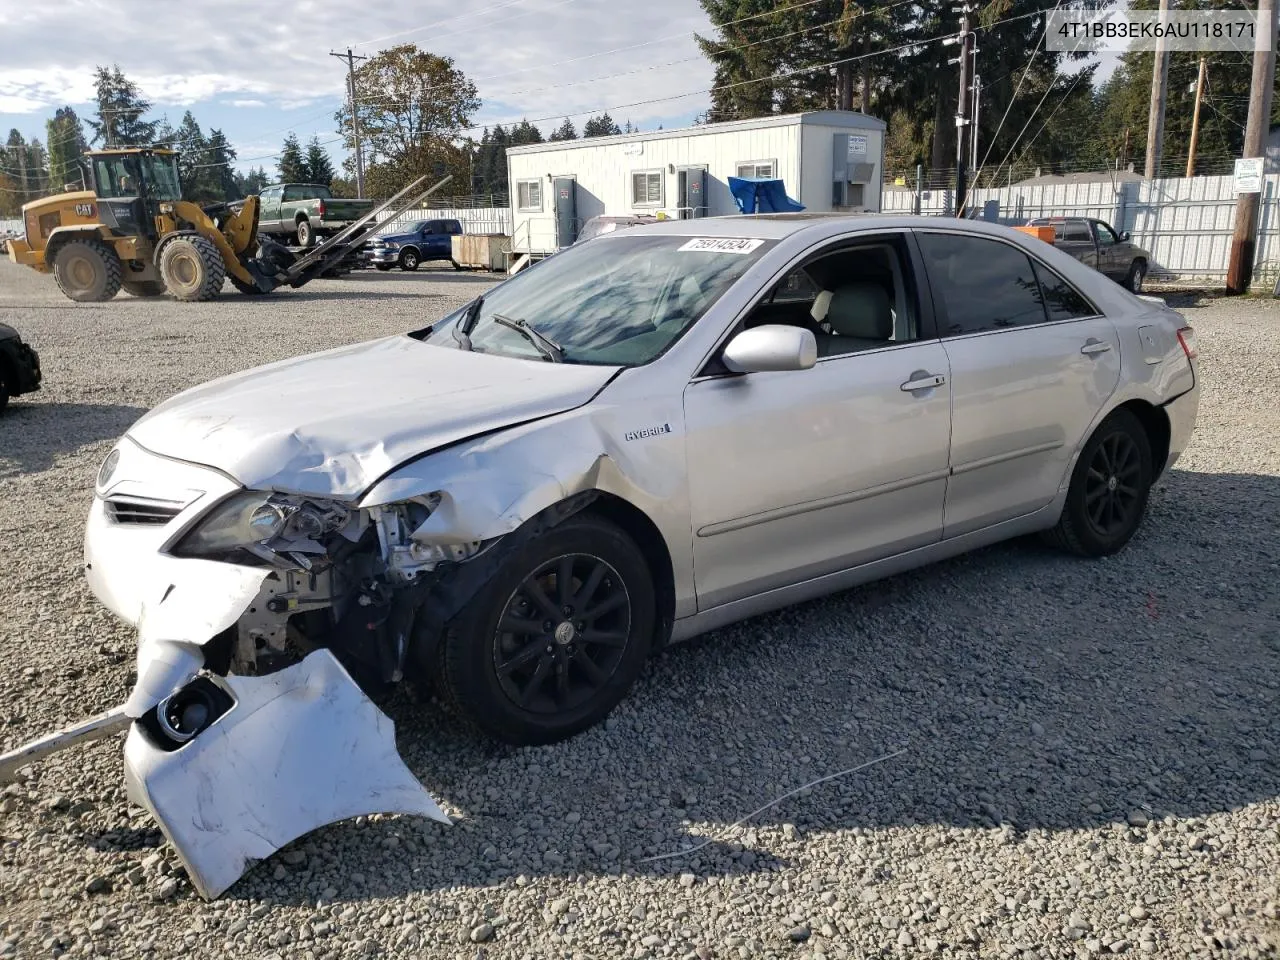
[517,180,542,212]
[631,170,664,207]
[736,160,776,179]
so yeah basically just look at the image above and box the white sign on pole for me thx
[1233,157,1264,194]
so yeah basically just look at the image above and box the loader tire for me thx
[121,279,167,298]
[52,239,122,302]
[159,235,226,302]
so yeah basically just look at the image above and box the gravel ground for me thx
[0,262,1277,960]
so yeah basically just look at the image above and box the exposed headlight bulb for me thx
[248,502,287,540]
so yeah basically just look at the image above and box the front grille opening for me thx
[104,494,184,525]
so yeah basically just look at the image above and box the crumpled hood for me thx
[127,336,618,498]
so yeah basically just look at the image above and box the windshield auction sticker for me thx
[678,238,765,254]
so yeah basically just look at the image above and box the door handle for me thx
[1080,339,1112,356]
[900,372,946,392]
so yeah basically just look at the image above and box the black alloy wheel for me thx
[1044,407,1153,557]
[1083,431,1143,538]
[434,513,655,745]
[492,553,631,715]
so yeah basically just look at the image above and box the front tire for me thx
[438,514,655,746]
[398,249,420,271]
[1045,408,1153,557]
[52,239,122,302]
[159,235,226,302]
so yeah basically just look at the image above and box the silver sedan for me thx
[2,214,1199,897]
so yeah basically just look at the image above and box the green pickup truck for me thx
[256,183,375,248]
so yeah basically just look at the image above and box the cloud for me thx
[0,0,717,158]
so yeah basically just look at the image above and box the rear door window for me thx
[1031,261,1097,321]
[916,232,1048,334]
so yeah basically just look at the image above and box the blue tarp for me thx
[727,177,806,214]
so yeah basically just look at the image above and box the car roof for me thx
[615,213,1055,242]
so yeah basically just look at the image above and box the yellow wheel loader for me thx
[6,147,450,303]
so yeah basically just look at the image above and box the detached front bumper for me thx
[0,438,451,897]
[367,246,399,265]
[125,650,448,899]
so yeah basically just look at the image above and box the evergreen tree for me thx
[303,136,335,187]
[277,133,307,182]
[205,129,239,199]
[25,139,49,197]
[549,118,578,141]
[233,165,271,196]
[88,65,158,146]
[46,107,88,192]
[174,111,209,199]
[510,119,544,145]
[582,113,622,137]
[3,131,31,203]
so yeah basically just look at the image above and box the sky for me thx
[0,0,1122,182]
[0,0,719,177]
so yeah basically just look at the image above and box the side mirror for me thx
[1119,231,1131,242]
[722,325,817,374]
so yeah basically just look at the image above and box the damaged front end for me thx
[0,439,523,898]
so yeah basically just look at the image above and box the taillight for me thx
[1177,326,1198,360]
[317,200,326,217]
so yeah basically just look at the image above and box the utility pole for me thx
[971,73,982,172]
[1226,0,1277,294]
[1144,0,1171,179]
[330,48,368,198]
[951,2,975,216]
[16,145,28,205]
[1186,58,1207,178]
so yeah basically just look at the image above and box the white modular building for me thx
[505,110,886,255]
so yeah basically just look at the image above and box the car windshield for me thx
[424,233,776,366]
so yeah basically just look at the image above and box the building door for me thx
[553,177,577,247]
[677,168,707,219]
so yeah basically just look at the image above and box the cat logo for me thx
[74,203,95,218]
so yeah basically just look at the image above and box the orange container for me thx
[1013,225,1056,244]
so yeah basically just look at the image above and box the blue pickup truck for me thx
[366,218,464,271]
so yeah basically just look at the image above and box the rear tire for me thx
[159,235,226,302]
[1125,259,1147,293]
[121,279,167,298]
[437,514,655,746]
[295,219,314,248]
[398,249,420,271]
[1044,407,1153,557]
[52,239,122,302]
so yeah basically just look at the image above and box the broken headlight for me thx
[171,491,354,562]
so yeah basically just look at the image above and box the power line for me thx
[349,0,846,108]
[349,0,919,114]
